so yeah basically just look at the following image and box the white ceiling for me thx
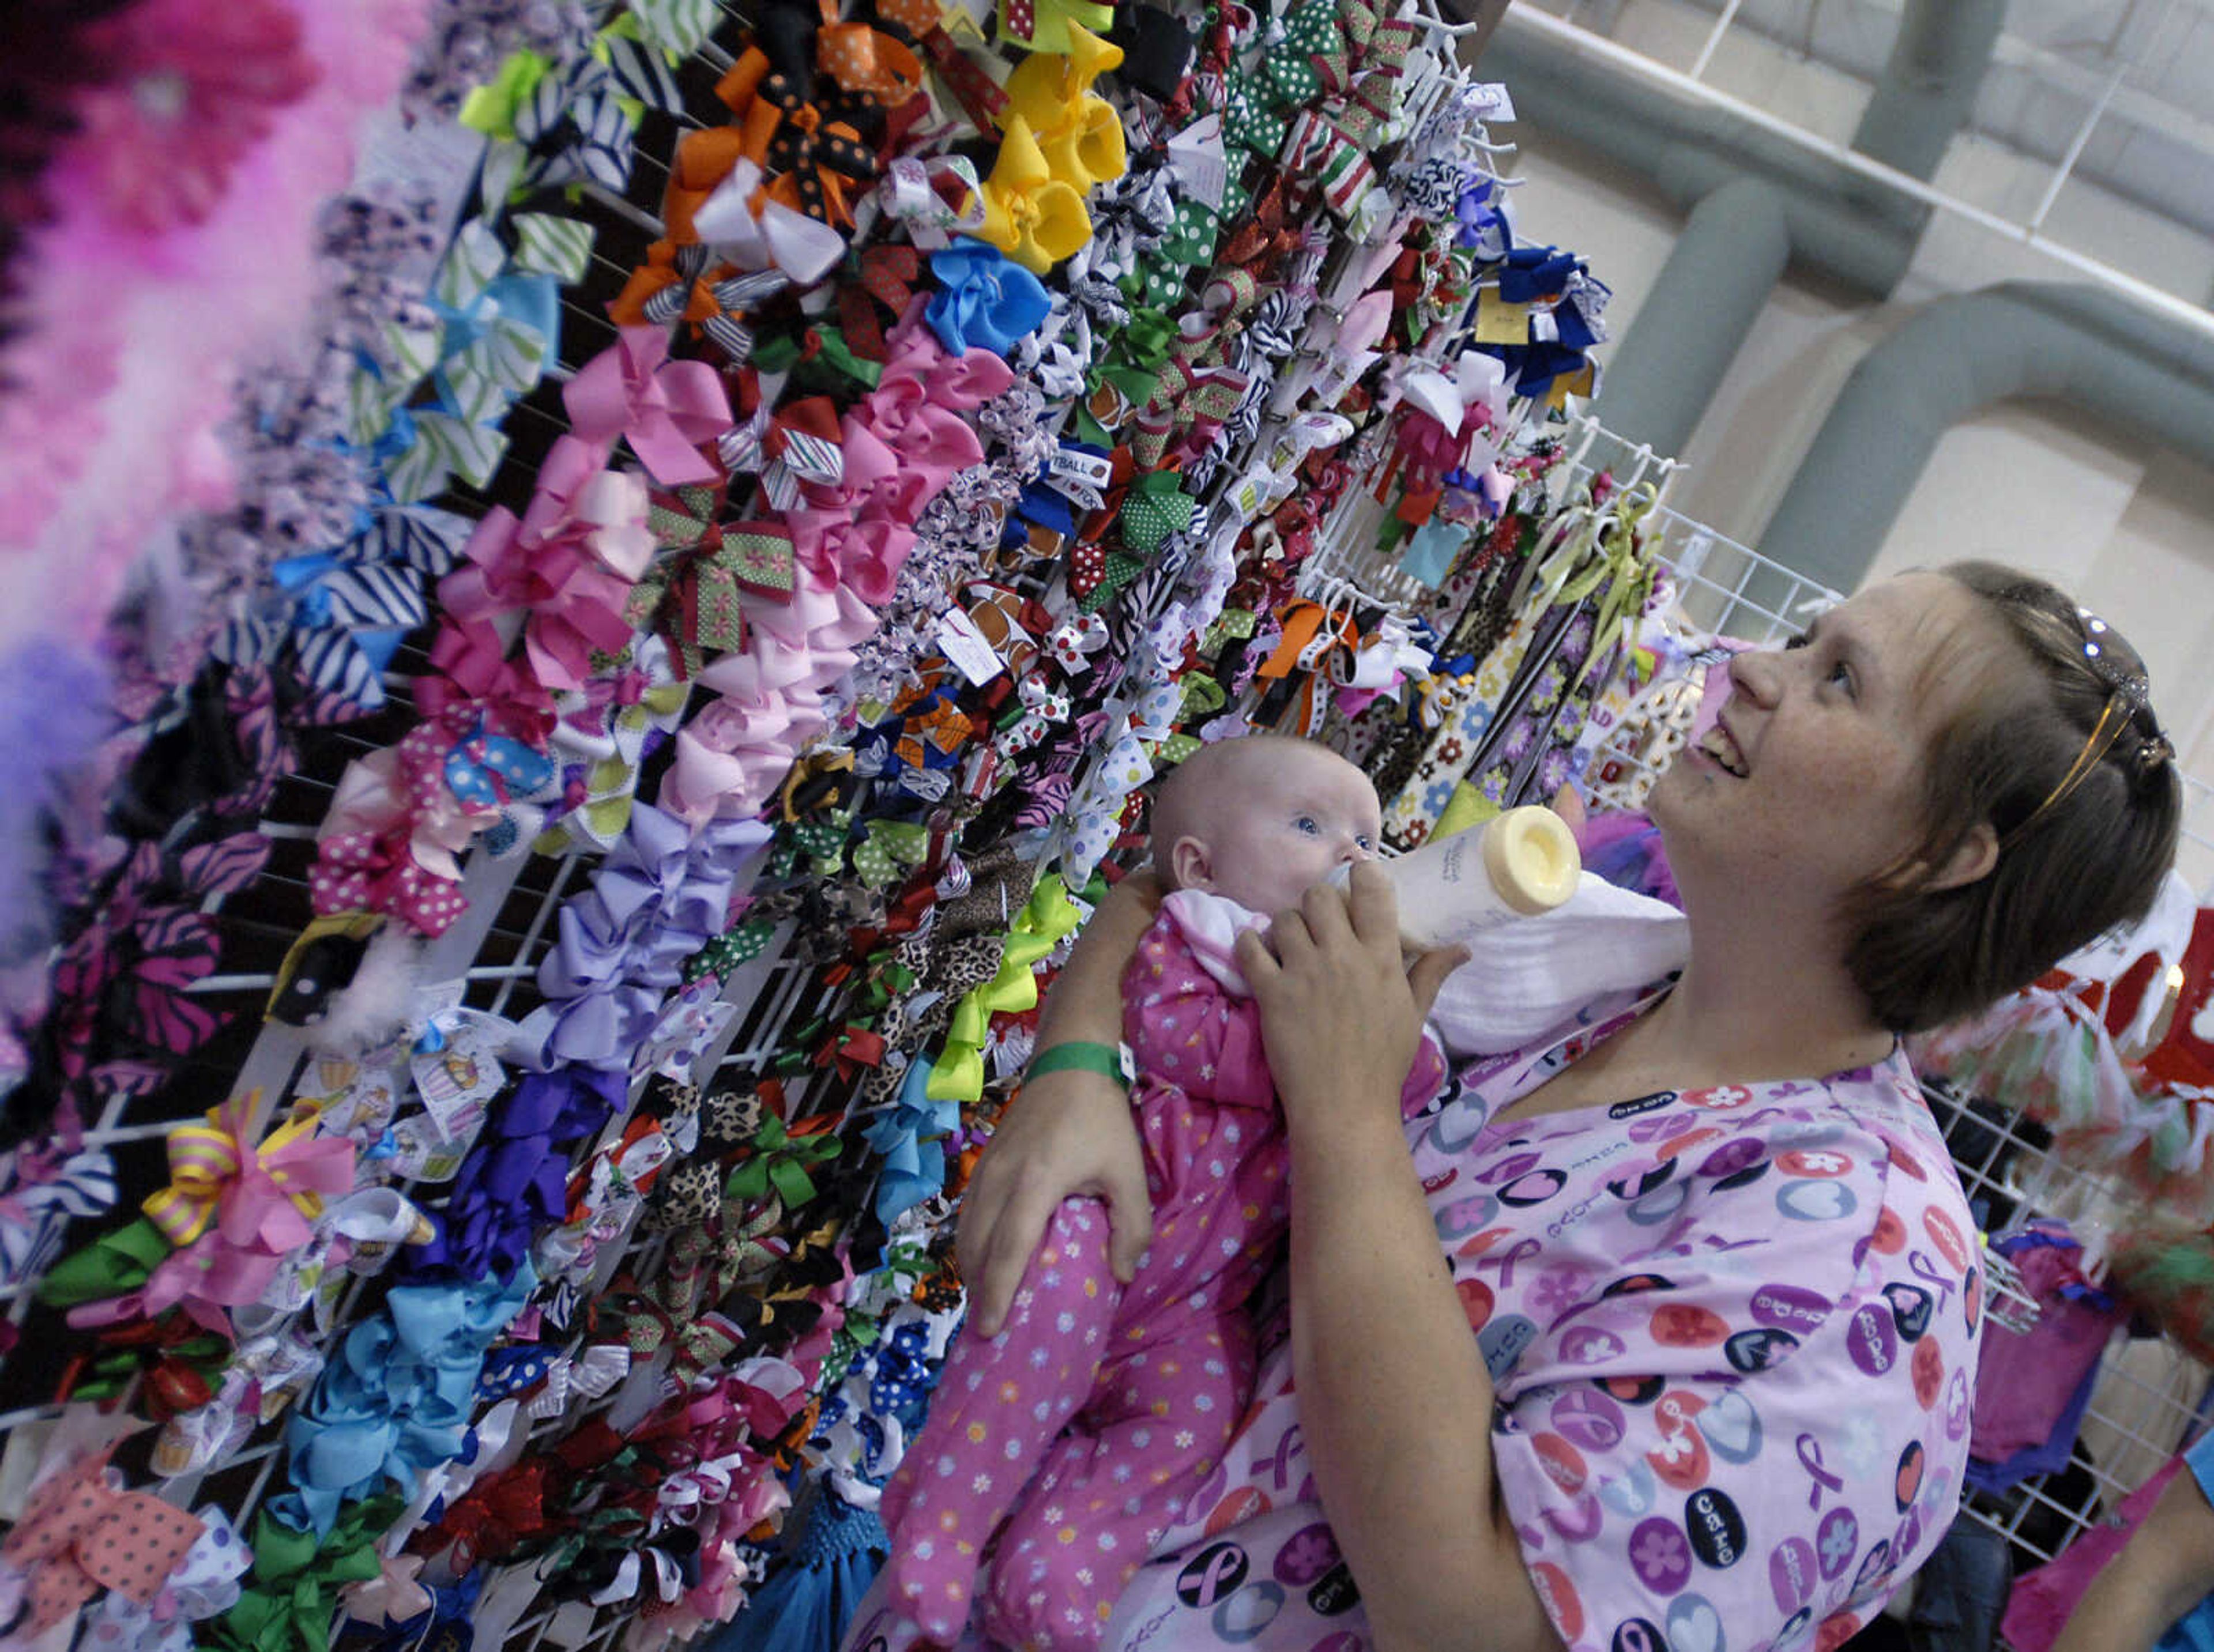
[1557,0,2214,249]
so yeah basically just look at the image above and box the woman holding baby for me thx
[848,564,2180,1652]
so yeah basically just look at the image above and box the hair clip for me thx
[2141,732,2176,768]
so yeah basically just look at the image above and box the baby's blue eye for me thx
[1294,815,1320,836]
[1355,834,1374,853]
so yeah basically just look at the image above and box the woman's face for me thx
[1650,573,2015,911]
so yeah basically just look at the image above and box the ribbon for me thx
[923,238,1052,358]
[690,155,851,286]
[438,435,650,692]
[609,241,791,367]
[518,808,771,1066]
[721,52,879,226]
[401,1070,625,1285]
[978,115,1091,277]
[37,838,265,1131]
[876,0,1008,131]
[876,154,988,243]
[274,1268,534,1534]
[1001,24,1127,192]
[725,1114,844,1212]
[1000,0,1113,54]
[563,327,731,487]
[861,1059,961,1225]
[140,1092,351,1255]
[205,1496,404,1652]
[82,1507,247,1652]
[818,16,928,103]
[537,639,692,853]
[926,876,1083,1102]
[1119,468,1198,557]
[1,1450,206,1634]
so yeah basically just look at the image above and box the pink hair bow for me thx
[439,437,649,692]
[420,618,558,745]
[785,508,916,604]
[563,327,732,486]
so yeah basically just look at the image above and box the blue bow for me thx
[863,1060,962,1226]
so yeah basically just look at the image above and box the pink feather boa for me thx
[0,0,430,647]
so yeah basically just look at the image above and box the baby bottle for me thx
[1335,806,1581,949]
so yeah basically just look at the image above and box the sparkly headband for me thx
[1999,601,2172,847]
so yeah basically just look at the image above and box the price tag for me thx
[934,607,1007,686]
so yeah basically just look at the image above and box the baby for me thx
[876,735,1445,1650]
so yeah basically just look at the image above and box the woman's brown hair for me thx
[1844,560,2182,1034]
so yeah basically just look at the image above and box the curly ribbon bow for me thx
[205,1495,404,1652]
[1,1450,206,1635]
[927,876,1083,1102]
[563,327,731,487]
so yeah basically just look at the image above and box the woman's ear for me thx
[1926,821,2000,893]
[1169,835,1214,891]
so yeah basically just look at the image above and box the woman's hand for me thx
[1234,863,1463,1126]
[955,871,1162,1337]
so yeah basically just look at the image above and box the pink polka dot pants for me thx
[880,1198,1257,1651]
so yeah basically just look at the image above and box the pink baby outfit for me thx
[876,891,1442,1651]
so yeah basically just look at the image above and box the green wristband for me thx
[1026,1040,1135,1090]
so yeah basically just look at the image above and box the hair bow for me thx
[610,241,792,367]
[273,1265,535,1534]
[83,1506,247,1652]
[0,1145,115,1288]
[979,115,1092,277]
[1046,612,1110,673]
[204,1495,402,1652]
[717,52,880,227]
[1,1450,205,1636]
[563,328,731,488]
[816,15,928,103]
[37,837,266,1140]
[438,437,651,692]
[859,1061,960,1226]
[923,239,1053,359]
[419,618,558,747]
[925,876,1083,1103]
[140,1092,349,1254]
[364,220,575,503]
[876,155,989,247]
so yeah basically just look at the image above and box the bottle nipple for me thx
[1481,806,1581,916]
